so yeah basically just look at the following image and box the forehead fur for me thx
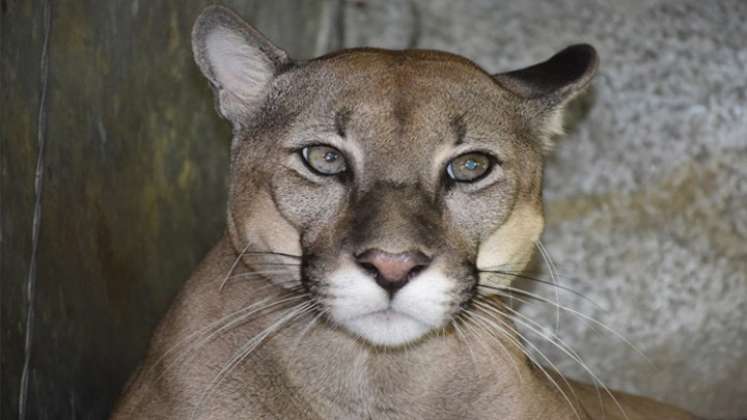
[304,48,515,105]
[264,48,531,151]
[315,48,493,78]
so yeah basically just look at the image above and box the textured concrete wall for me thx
[343,1,747,417]
[0,1,338,418]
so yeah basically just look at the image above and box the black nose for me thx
[355,249,431,296]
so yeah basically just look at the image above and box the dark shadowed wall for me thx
[1,1,340,418]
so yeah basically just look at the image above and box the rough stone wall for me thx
[343,1,747,417]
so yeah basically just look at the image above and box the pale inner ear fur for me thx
[192,6,289,125]
[204,28,275,116]
[476,205,544,286]
[536,107,566,153]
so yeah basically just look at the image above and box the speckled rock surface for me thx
[343,1,747,417]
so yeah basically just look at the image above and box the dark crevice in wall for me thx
[335,0,346,49]
[18,1,51,419]
[0,1,5,416]
[407,0,421,49]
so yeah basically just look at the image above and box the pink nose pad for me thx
[355,249,431,295]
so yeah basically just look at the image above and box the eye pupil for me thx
[446,152,494,183]
[300,145,347,176]
[463,159,479,171]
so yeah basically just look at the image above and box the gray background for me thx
[2,0,745,418]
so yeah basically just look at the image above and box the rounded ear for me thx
[494,44,599,149]
[192,6,290,127]
[494,44,598,106]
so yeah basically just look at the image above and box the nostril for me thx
[358,262,380,278]
[407,264,427,279]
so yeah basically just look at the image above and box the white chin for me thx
[344,311,433,347]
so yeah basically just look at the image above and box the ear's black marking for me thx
[494,44,598,108]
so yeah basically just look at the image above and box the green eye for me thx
[446,153,493,182]
[301,145,347,176]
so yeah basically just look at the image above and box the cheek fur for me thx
[271,172,349,239]
[444,181,515,251]
[228,189,303,287]
[476,205,544,285]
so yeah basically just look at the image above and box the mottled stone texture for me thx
[344,0,747,417]
[1,1,337,418]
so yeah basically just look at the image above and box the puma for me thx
[111,6,698,420]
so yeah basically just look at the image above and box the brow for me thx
[450,113,467,145]
[334,108,352,138]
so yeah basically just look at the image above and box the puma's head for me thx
[192,6,597,347]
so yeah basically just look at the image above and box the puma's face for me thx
[193,7,597,346]
[263,55,542,346]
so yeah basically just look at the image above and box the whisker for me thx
[477,269,603,311]
[130,291,310,413]
[239,262,302,267]
[222,271,300,290]
[228,270,297,279]
[480,288,604,384]
[536,240,562,333]
[477,284,651,366]
[468,304,578,392]
[218,250,303,259]
[180,281,297,325]
[474,298,629,420]
[469,302,583,420]
[478,285,611,381]
[459,310,524,384]
[191,301,314,419]
[503,309,622,420]
[156,292,308,379]
[451,314,480,373]
[240,250,303,259]
[288,306,325,360]
[219,241,253,291]
[499,300,608,419]
[477,283,558,307]
[476,306,581,420]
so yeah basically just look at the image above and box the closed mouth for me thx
[352,308,433,327]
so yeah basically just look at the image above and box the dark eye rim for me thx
[298,144,348,177]
[445,152,499,184]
